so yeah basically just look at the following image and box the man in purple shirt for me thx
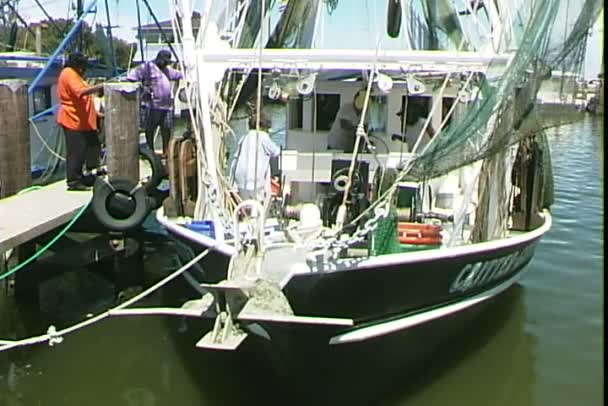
[127,49,183,156]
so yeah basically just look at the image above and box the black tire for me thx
[146,187,169,211]
[92,177,150,232]
[139,146,166,193]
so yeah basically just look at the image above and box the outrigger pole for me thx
[28,0,98,94]
[2,0,50,53]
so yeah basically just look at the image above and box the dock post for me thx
[0,79,31,198]
[0,79,31,339]
[103,83,140,183]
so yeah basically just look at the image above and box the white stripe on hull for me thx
[329,268,527,345]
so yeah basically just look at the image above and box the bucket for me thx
[186,220,216,239]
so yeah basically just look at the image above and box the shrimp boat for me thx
[155,0,598,356]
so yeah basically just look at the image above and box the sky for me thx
[13,0,603,79]
[15,0,172,43]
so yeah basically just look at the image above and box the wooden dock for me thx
[0,181,91,252]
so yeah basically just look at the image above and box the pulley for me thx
[406,74,425,95]
[296,73,316,95]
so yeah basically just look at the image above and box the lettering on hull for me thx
[449,245,535,293]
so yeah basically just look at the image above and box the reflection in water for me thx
[385,286,537,406]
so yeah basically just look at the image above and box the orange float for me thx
[397,222,443,245]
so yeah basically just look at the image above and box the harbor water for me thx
[0,116,603,406]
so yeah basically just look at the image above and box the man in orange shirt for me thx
[56,52,104,190]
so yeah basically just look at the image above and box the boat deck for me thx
[0,181,91,252]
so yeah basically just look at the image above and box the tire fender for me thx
[92,177,150,232]
[139,146,165,193]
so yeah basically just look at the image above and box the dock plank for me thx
[0,181,91,252]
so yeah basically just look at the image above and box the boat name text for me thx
[449,245,535,293]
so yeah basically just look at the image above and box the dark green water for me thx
[0,117,603,406]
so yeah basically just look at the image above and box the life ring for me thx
[397,222,442,245]
[270,177,281,196]
[399,235,442,245]
[398,228,442,238]
[397,222,442,232]
[92,177,150,232]
[138,145,165,193]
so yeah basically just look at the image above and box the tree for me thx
[1,18,136,72]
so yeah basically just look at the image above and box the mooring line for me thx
[0,246,212,352]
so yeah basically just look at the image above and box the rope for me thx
[0,198,91,281]
[16,186,43,195]
[29,118,66,161]
[253,0,266,195]
[0,246,212,352]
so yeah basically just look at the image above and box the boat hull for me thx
[166,284,526,405]
[157,210,551,347]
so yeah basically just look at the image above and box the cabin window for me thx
[315,94,340,131]
[400,95,431,126]
[442,97,455,126]
[32,86,52,115]
[368,95,388,132]
[288,97,303,129]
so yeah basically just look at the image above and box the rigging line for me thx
[452,0,475,49]
[398,93,408,162]
[32,0,69,37]
[29,118,66,161]
[3,1,51,53]
[103,0,116,75]
[338,68,376,213]
[338,37,475,234]
[253,0,266,195]
[0,247,213,353]
[311,87,317,200]
[135,0,145,63]
[139,0,179,62]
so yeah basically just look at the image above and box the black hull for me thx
[157,210,551,404]
[166,285,526,406]
[159,209,550,343]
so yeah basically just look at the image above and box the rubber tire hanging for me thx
[92,177,151,232]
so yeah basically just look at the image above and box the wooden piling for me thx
[103,83,140,183]
[0,79,31,339]
[0,79,31,198]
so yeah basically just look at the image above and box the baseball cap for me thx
[156,50,172,63]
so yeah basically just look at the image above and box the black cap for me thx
[156,49,172,63]
[66,51,89,70]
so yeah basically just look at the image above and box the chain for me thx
[311,198,391,257]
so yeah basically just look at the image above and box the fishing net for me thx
[408,0,603,180]
[370,208,401,255]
